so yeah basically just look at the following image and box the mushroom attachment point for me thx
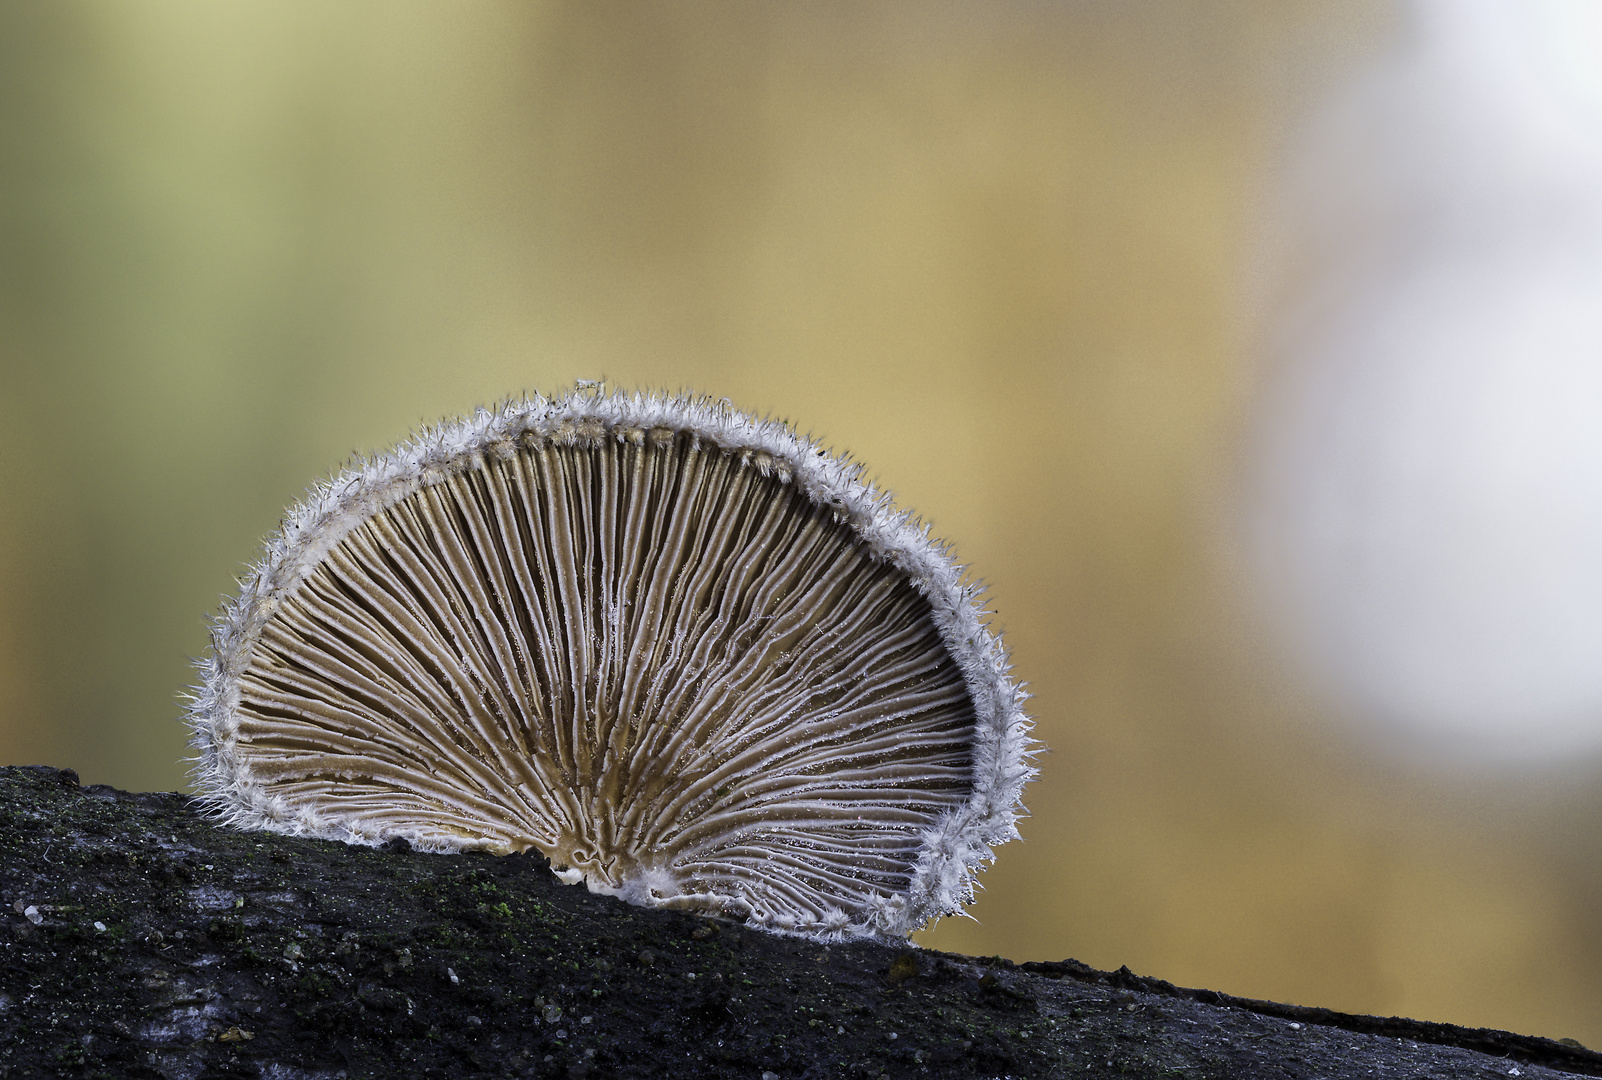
[190,390,1035,939]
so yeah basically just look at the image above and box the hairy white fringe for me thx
[188,387,1037,941]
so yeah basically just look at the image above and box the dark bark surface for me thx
[0,763,1596,1080]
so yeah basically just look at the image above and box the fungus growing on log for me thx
[190,390,1034,938]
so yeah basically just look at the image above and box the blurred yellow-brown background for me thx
[3,0,1600,1046]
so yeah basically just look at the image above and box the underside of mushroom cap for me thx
[190,389,1035,940]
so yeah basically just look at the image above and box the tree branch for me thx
[0,765,1594,1079]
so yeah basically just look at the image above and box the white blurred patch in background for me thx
[1248,0,1602,762]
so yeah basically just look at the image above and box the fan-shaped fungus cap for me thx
[190,389,1034,939]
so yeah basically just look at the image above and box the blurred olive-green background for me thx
[3,0,1600,1046]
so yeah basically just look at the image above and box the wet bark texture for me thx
[0,764,1597,1080]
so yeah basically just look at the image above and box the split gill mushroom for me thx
[189,389,1035,940]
